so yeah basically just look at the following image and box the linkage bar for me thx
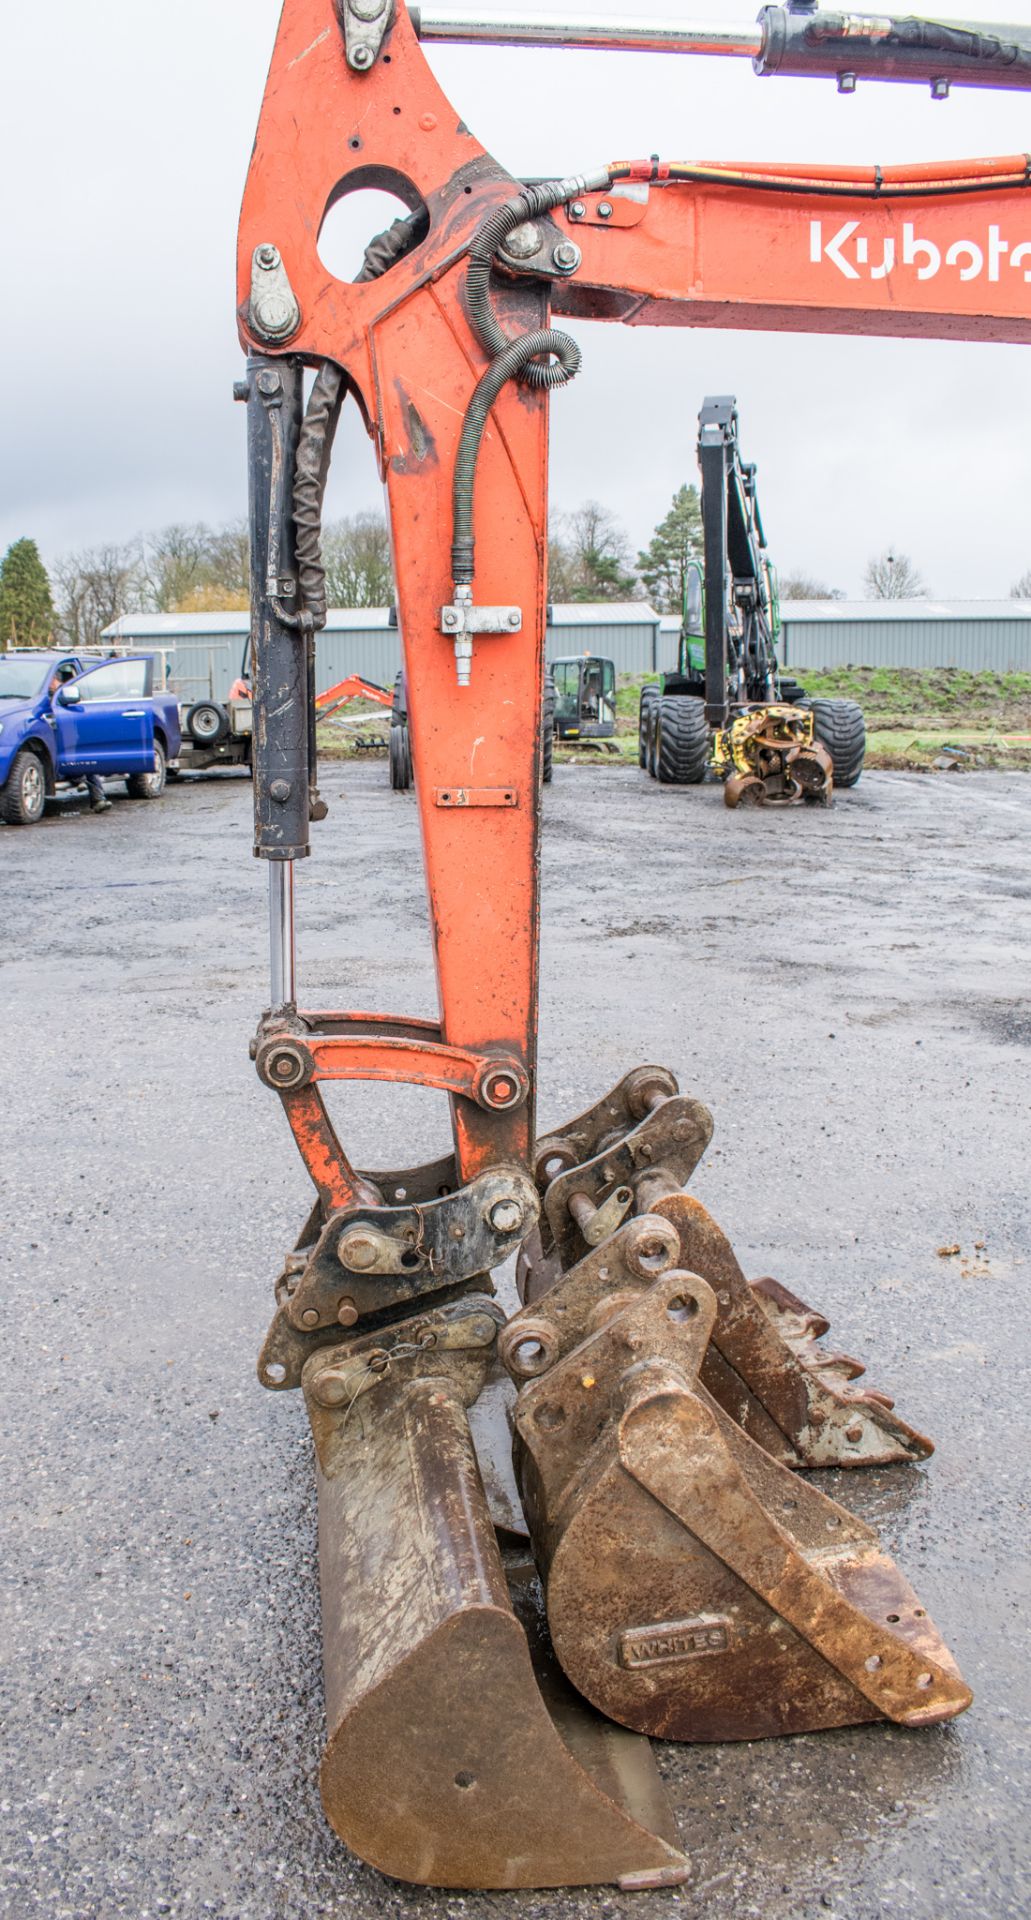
[411,6,763,56]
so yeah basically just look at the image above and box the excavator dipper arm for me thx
[236,0,1030,1888]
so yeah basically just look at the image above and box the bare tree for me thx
[52,543,144,647]
[1010,568,1031,599]
[204,520,251,599]
[864,549,926,600]
[780,571,840,600]
[140,523,212,612]
[322,512,394,607]
[549,502,639,602]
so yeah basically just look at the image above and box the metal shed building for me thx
[103,601,667,691]
[779,600,1031,673]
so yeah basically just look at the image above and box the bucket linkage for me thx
[254,1062,969,1884]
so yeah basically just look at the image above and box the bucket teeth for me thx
[301,1298,689,1890]
[654,1194,933,1467]
[509,1270,972,1744]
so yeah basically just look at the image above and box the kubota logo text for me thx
[811,220,1031,284]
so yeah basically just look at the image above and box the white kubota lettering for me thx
[810,218,1031,286]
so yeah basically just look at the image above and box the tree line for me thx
[2,490,1027,648]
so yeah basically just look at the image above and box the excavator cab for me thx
[549,654,617,740]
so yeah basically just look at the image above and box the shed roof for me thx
[780,599,1031,623]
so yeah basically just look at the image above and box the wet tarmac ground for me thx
[1,761,1029,1920]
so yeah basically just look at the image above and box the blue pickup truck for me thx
[0,650,181,826]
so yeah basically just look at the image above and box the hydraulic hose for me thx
[465,175,607,387]
[451,328,581,587]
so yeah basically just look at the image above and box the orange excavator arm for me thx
[234,1,1025,1890]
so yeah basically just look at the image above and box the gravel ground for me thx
[1,761,1028,1920]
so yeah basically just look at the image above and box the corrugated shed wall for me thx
[781,618,1031,672]
[546,620,661,673]
[163,616,667,697]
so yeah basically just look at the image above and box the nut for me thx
[598,201,613,219]
[350,44,374,68]
[257,244,280,270]
[569,201,586,220]
[552,241,581,274]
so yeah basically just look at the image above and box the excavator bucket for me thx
[522,1069,933,1469]
[301,1297,689,1890]
[503,1259,972,1742]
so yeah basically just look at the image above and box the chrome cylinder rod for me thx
[269,860,297,1011]
[411,7,763,58]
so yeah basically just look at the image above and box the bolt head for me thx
[313,1370,350,1408]
[253,292,297,340]
[502,220,543,261]
[338,1231,379,1272]
[269,779,292,805]
[598,202,613,219]
[300,1307,320,1329]
[507,610,520,628]
[552,241,581,274]
[337,1298,359,1329]
[256,368,281,396]
[569,201,586,220]
[489,1199,523,1235]
[257,244,280,269]
[443,608,459,629]
[845,1423,864,1444]
[233,379,251,403]
[350,44,374,68]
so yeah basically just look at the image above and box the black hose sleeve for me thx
[451,329,581,585]
[466,180,591,389]
[293,363,345,633]
[356,208,430,283]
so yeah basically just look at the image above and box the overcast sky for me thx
[4,0,1031,598]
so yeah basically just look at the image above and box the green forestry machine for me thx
[639,397,865,806]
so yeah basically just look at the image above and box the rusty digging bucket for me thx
[502,1255,972,1744]
[300,1296,689,1890]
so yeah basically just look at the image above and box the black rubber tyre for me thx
[389,720,412,790]
[542,677,555,784]
[638,684,660,769]
[0,747,47,825]
[646,698,660,777]
[655,695,710,786]
[186,701,229,746]
[798,696,866,789]
[126,739,167,799]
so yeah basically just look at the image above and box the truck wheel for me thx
[389,721,412,791]
[126,740,167,799]
[655,695,710,785]
[186,701,229,746]
[542,677,555,784]
[798,697,866,789]
[639,685,659,769]
[0,747,47,825]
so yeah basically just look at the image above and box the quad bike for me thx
[235,0,1031,1889]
